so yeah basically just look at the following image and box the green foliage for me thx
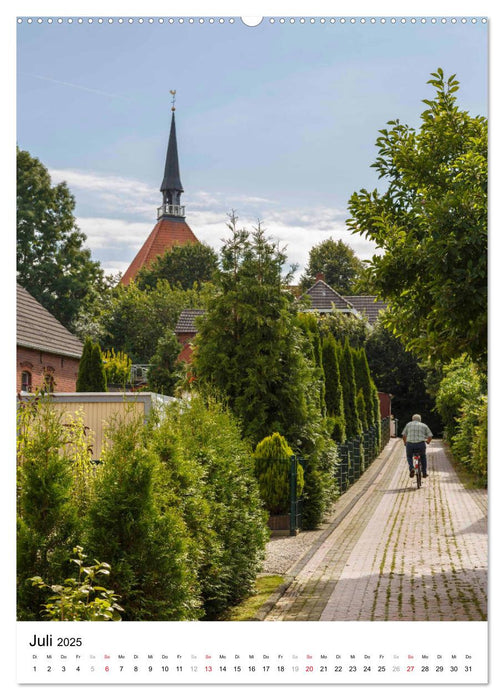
[152,396,269,618]
[17,147,108,330]
[347,69,487,367]
[321,334,346,442]
[300,238,367,294]
[76,337,107,392]
[17,394,269,622]
[435,355,486,482]
[100,279,204,363]
[338,339,361,438]
[253,433,303,516]
[435,355,483,441]
[318,310,370,348]
[356,388,368,432]
[147,329,182,396]
[301,440,339,530]
[16,398,82,620]
[30,546,123,621]
[103,348,132,387]
[365,319,440,434]
[193,216,323,451]
[136,242,218,290]
[451,395,487,483]
[85,413,199,621]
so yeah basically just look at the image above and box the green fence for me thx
[258,418,391,535]
[334,418,390,496]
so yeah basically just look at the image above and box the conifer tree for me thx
[194,217,321,449]
[76,338,106,391]
[338,338,361,438]
[321,334,346,442]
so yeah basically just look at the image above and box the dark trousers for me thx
[406,441,427,475]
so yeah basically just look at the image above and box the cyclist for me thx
[402,414,433,478]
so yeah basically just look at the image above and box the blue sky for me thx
[16,14,488,279]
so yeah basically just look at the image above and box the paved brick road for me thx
[265,439,487,621]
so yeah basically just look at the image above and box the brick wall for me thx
[176,332,196,364]
[17,346,80,393]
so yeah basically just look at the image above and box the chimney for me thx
[315,272,325,282]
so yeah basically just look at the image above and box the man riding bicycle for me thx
[402,414,433,478]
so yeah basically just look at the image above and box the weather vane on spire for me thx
[170,89,176,111]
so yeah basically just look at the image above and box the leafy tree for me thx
[347,69,487,367]
[317,310,370,349]
[101,279,204,363]
[364,319,440,434]
[193,217,320,450]
[136,242,218,290]
[17,147,108,330]
[300,238,366,294]
[147,329,182,396]
[76,338,106,392]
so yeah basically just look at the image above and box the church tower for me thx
[120,96,200,285]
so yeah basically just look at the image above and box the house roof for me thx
[16,284,83,359]
[120,218,200,285]
[344,296,387,325]
[302,279,355,312]
[175,308,206,334]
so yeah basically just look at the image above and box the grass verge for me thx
[222,575,284,621]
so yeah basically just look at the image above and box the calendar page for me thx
[11,1,492,694]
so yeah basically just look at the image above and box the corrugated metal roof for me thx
[16,284,83,359]
[175,308,206,334]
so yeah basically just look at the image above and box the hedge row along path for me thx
[262,439,487,621]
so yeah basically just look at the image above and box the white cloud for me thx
[76,217,151,250]
[57,168,379,281]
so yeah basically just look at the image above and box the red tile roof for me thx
[120,218,200,285]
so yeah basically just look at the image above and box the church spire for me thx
[158,92,185,220]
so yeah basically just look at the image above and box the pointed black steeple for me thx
[158,95,186,221]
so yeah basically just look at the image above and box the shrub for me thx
[435,355,482,441]
[103,348,132,387]
[301,438,339,529]
[253,433,304,515]
[29,546,123,621]
[16,398,81,620]
[153,396,269,618]
[451,394,487,483]
[85,413,200,621]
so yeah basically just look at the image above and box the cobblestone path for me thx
[265,439,487,621]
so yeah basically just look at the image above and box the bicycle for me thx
[412,450,422,489]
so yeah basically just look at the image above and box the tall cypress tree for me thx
[322,334,346,442]
[77,337,106,391]
[338,338,361,438]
